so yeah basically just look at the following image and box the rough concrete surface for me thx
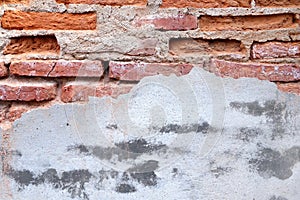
[0,68,299,199]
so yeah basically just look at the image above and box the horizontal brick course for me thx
[0,79,57,101]
[10,60,104,78]
[1,10,97,30]
[56,0,147,6]
[61,81,134,102]
[256,0,300,7]
[109,62,193,81]
[134,15,197,31]
[251,41,300,59]
[199,14,297,31]
[277,82,300,95]
[0,0,29,4]
[213,59,300,82]
[161,0,251,8]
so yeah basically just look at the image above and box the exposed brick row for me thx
[199,14,297,31]
[213,59,300,82]
[251,41,300,59]
[61,81,134,102]
[255,0,300,7]
[0,79,57,101]
[2,0,300,7]
[1,11,299,32]
[160,0,252,8]
[277,82,300,95]
[10,60,104,77]
[55,0,147,6]
[109,62,193,81]
[1,11,97,30]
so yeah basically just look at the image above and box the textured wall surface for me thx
[0,0,300,199]
[0,68,300,200]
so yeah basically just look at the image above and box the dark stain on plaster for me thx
[107,122,211,134]
[116,183,137,193]
[158,122,210,134]
[96,160,159,193]
[68,139,167,161]
[210,166,231,178]
[5,160,160,198]
[269,196,288,200]
[249,146,300,180]
[127,160,159,187]
[237,127,263,142]
[230,100,287,139]
[116,139,166,154]
[6,167,92,199]
[106,124,118,130]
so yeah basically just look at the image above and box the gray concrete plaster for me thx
[0,68,299,200]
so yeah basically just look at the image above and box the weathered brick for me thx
[0,62,8,77]
[213,59,300,82]
[169,38,245,56]
[134,15,197,31]
[61,81,134,102]
[0,79,57,101]
[199,14,296,31]
[3,35,60,55]
[1,10,96,30]
[256,0,300,7]
[109,62,193,81]
[10,60,104,77]
[0,0,29,4]
[161,0,251,8]
[277,82,300,95]
[251,41,300,59]
[56,0,147,6]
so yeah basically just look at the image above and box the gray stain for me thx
[6,167,92,199]
[230,100,287,139]
[158,122,210,134]
[237,127,263,142]
[249,146,300,180]
[68,139,167,161]
[269,195,288,200]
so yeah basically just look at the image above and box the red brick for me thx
[61,81,134,102]
[199,14,297,31]
[56,0,147,6]
[169,38,245,56]
[277,82,300,95]
[0,0,29,4]
[251,41,300,59]
[161,0,251,8]
[256,0,300,7]
[1,10,96,30]
[0,79,57,101]
[134,15,197,31]
[0,62,8,77]
[3,35,60,55]
[10,60,104,77]
[109,62,193,81]
[213,59,300,82]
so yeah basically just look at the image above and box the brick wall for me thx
[0,0,300,124]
